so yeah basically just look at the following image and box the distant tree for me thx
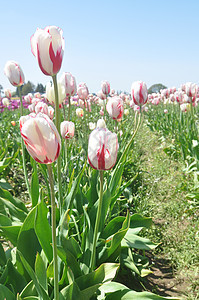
[21,81,35,96]
[0,84,3,93]
[148,83,167,94]
[35,83,45,94]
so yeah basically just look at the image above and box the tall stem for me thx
[18,86,31,199]
[68,96,71,121]
[90,170,104,271]
[52,75,63,212]
[47,164,59,300]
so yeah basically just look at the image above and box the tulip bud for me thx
[31,26,64,76]
[89,122,96,130]
[46,81,66,105]
[106,96,124,120]
[4,61,25,87]
[11,121,16,126]
[2,97,10,107]
[20,113,61,164]
[35,101,48,115]
[60,72,77,97]
[77,83,89,100]
[48,106,54,119]
[101,81,110,95]
[60,121,75,139]
[76,108,84,117]
[88,128,118,170]
[97,119,106,128]
[131,81,148,107]
[4,89,12,98]
[185,82,198,98]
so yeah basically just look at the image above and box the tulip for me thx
[60,72,77,97]
[20,113,61,164]
[76,108,84,117]
[60,121,75,139]
[97,119,106,128]
[106,96,124,120]
[28,103,36,113]
[185,82,198,98]
[89,122,96,130]
[35,101,48,115]
[77,83,89,100]
[48,106,54,119]
[101,80,110,95]
[4,89,12,98]
[11,121,16,126]
[124,109,129,116]
[31,26,64,76]
[46,81,66,105]
[4,61,25,87]
[88,127,118,170]
[2,97,10,107]
[131,81,148,107]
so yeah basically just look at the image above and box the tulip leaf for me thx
[17,206,41,269]
[35,253,47,293]
[0,225,21,246]
[34,201,53,262]
[0,242,6,266]
[0,197,27,222]
[17,251,50,300]
[0,284,15,300]
[30,158,39,207]
[121,229,157,250]
[20,280,37,298]
[104,289,178,300]
[0,186,28,213]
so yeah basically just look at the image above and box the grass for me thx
[129,121,199,298]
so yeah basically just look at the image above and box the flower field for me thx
[0,26,199,300]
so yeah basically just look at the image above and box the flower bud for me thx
[131,81,148,107]
[106,96,124,120]
[60,121,75,139]
[31,26,64,76]
[20,113,61,164]
[60,72,77,97]
[101,81,110,95]
[4,61,25,87]
[88,128,118,170]
[77,83,89,100]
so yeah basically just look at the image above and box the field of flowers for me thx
[0,26,198,300]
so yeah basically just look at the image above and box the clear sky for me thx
[1,0,199,93]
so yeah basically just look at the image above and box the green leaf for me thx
[34,201,53,262]
[0,259,26,294]
[0,243,6,266]
[63,161,86,210]
[35,253,48,293]
[0,179,13,190]
[0,225,21,246]
[0,186,28,213]
[30,159,39,207]
[60,281,82,300]
[130,214,152,229]
[17,206,41,269]
[57,245,82,279]
[17,251,50,300]
[105,289,179,299]
[0,283,15,300]
[76,263,119,291]
[98,212,130,264]
[0,197,27,222]
[121,230,157,250]
[20,280,37,298]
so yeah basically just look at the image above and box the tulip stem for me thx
[52,75,63,212]
[47,164,59,300]
[90,170,104,271]
[18,86,31,200]
[68,96,71,121]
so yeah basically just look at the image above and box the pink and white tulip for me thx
[106,96,124,120]
[31,26,64,76]
[77,83,89,100]
[131,81,148,107]
[101,80,110,95]
[60,121,75,139]
[20,113,61,164]
[60,72,77,97]
[4,61,25,87]
[88,128,118,170]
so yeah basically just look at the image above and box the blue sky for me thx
[1,0,199,93]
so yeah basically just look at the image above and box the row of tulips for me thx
[0,25,180,300]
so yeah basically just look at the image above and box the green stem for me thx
[68,96,71,121]
[47,164,59,300]
[52,75,63,212]
[90,170,104,271]
[18,86,31,199]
